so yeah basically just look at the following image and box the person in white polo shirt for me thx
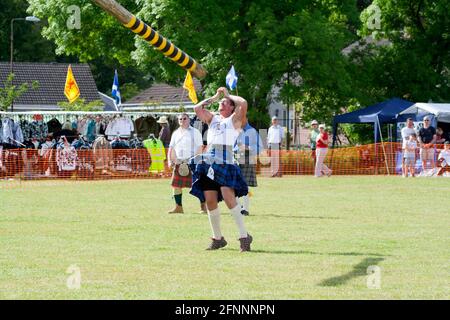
[267,116,285,177]
[167,113,205,214]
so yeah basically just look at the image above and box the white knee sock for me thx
[208,208,222,240]
[241,195,250,212]
[230,205,248,238]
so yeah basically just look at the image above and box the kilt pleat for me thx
[239,164,257,187]
[171,164,193,188]
[189,155,248,202]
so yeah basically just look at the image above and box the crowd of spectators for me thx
[401,116,450,177]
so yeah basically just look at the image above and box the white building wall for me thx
[268,102,295,130]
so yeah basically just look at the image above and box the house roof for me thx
[0,62,101,107]
[126,79,202,104]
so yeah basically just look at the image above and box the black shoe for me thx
[241,209,249,216]
[206,237,227,250]
[239,234,253,252]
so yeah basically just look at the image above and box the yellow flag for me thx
[64,65,80,103]
[183,71,198,104]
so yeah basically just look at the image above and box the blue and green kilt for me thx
[189,154,248,202]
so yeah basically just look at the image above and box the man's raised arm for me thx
[194,92,220,125]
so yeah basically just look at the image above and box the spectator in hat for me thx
[157,116,171,148]
[418,116,437,171]
[308,120,320,164]
[267,116,285,177]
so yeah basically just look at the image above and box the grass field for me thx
[0,176,449,299]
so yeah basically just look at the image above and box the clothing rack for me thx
[0,111,195,123]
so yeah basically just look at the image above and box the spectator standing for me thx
[157,116,171,148]
[401,118,417,177]
[267,116,284,177]
[235,121,263,216]
[315,124,332,177]
[167,113,205,214]
[308,120,320,164]
[418,116,437,171]
[158,115,172,172]
[404,133,418,177]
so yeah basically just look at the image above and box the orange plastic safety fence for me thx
[257,143,447,176]
[0,148,171,181]
[0,143,447,181]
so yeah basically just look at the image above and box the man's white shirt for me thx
[169,126,203,160]
[401,127,416,149]
[267,125,285,145]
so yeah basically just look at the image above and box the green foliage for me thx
[135,0,359,128]
[120,82,140,102]
[23,0,449,142]
[57,98,103,111]
[0,73,39,111]
[27,0,140,65]
[354,0,449,106]
[2,0,151,95]
[0,0,58,62]
[336,0,450,144]
[26,0,360,128]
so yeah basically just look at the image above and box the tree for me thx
[1,1,151,97]
[0,73,39,111]
[25,0,448,145]
[0,0,59,63]
[57,98,103,111]
[120,82,140,102]
[355,0,449,103]
[133,0,360,128]
[27,0,360,128]
[338,0,450,143]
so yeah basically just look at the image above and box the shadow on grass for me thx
[255,214,341,220]
[318,257,384,287]
[226,249,386,257]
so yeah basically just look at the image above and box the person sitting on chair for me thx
[437,141,450,176]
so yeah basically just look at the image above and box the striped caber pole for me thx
[91,0,207,79]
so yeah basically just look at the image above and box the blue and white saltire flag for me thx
[225,65,238,90]
[111,69,121,107]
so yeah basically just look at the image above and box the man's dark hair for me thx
[226,98,236,113]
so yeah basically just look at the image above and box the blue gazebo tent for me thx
[332,98,414,147]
